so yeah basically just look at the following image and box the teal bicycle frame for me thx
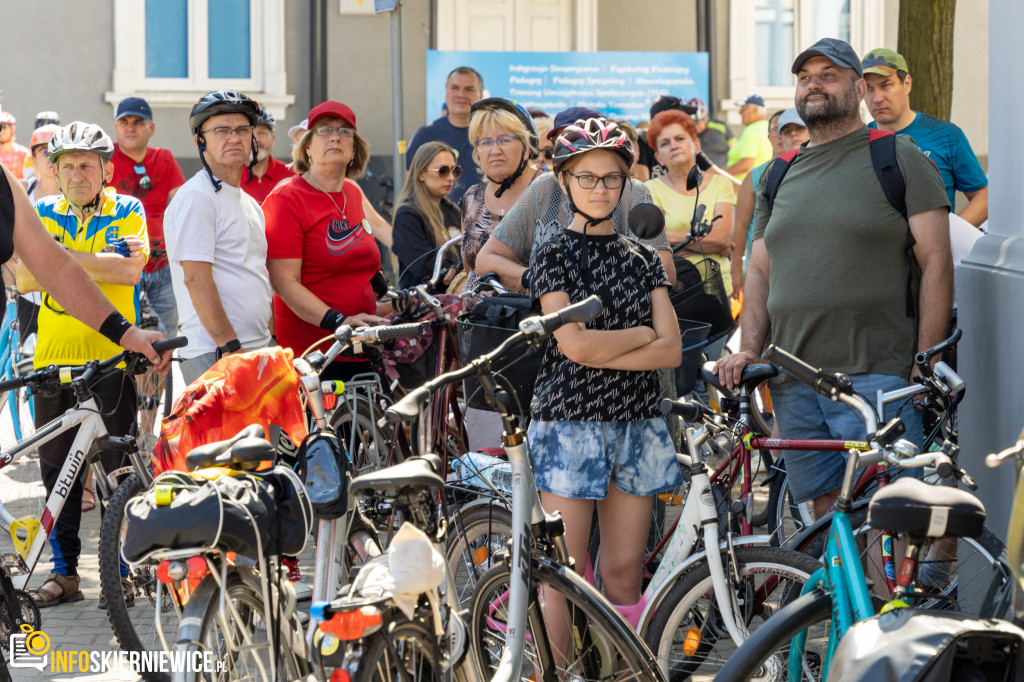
[764,346,960,681]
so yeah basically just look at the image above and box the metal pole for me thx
[390,1,405,199]
[311,0,328,105]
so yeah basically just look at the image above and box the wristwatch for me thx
[216,339,242,358]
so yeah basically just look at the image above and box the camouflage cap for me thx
[861,48,910,77]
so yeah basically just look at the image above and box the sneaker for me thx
[282,557,311,601]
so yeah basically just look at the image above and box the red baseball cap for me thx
[307,101,357,131]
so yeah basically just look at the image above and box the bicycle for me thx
[312,295,668,682]
[715,344,995,682]
[134,280,174,456]
[0,338,184,655]
[0,285,34,443]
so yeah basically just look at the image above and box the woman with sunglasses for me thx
[460,98,541,294]
[263,101,393,382]
[391,141,462,293]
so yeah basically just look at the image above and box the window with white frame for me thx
[729,0,882,113]
[107,0,293,117]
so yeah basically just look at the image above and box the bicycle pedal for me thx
[1,553,29,574]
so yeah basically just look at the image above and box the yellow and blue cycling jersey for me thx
[34,186,149,367]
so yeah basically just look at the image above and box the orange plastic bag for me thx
[153,347,308,475]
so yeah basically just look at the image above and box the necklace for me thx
[305,171,349,226]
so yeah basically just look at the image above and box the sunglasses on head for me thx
[134,164,152,191]
[428,164,462,179]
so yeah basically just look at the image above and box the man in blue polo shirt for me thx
[863,48,988,227]
[405,66,484,203]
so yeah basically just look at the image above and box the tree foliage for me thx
[898,0,956,121]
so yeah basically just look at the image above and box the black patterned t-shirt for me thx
[530,230,669,422]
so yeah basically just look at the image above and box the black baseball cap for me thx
[791,37,863,77]
[549,106,602,140]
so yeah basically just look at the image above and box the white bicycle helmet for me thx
[47,121,114,162]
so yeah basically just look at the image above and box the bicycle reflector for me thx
[319,606,384,640]
[683,627,702,657]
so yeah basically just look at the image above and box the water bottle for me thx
[452,452,513,494]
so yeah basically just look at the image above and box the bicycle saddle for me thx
[185,424,276,471]
[701,362,779,394]
[350,455,444,498]
[867,477,986,539]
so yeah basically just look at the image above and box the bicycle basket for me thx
[456,294,545,415]
[676,318,712,395]
[670,256,735,343]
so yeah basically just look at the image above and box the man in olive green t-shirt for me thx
[714,38,951,519]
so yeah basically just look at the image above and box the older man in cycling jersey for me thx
[16,122,153,608]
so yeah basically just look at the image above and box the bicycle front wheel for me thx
[99,473,179,682]
[714,587,833,682]
[352,619,439,682]
[329,396,395,474]
[172,568,310,682]
[446,503,512,606]
[643,545,822,681]
[471,559,665,682]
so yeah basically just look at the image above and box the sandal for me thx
[30,573,84,608]
[98,577,135,609]
[81,487,96,513]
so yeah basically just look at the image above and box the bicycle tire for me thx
[445,503,512,606]
[471,559,665,682]
[797,505,1009,617]
[352,618,439,682]
[643,545,822,680]
[172,569,310,682]
[329,395,395,475]
[98,473,177,682]
[714,587,833,682]
[767,460,814,542]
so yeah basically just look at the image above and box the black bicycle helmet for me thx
[469,97,538,199]
[189,90,260,191]
[552,117,635,175]
[189,90,260,133]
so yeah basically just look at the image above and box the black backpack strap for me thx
[868,128,916,317]
[762,149,799,214]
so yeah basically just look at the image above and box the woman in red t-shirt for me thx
[263,101,393,380]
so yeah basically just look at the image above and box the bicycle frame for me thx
[0,288,30,440]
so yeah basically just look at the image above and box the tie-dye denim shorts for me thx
[526,418,682,499]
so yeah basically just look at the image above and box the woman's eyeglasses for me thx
[564,171,626,190]
[427,165,462,179]
[134,164,152,191]
[474,134,518,151]
[314,125,356,138]
[540,147,554,160]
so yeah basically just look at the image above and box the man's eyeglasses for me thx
[564,171,626,190]
[540,147,554,160]
[314,125,355,138]
[134,164,152,191]
[201,125,254,138]
[427,164,462,179]
[474,134,519,151]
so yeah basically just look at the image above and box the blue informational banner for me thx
[425,50,708,125]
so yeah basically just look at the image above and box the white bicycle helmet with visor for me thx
[47,121,115,163]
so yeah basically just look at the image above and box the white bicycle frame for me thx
[0,391,150,590]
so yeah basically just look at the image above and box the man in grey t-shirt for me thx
[714,38,951,519]
[475,173,676,290]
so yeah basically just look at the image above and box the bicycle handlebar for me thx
[659,398,710,423]
[914,328,962,374]
[322,322,427,365]
[763,345,854,399]
[385,295,604,424]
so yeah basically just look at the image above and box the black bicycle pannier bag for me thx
[295,430,349,520]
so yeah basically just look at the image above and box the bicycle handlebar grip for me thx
[385,386,430,424]
[556,295,603,327]
[152,336,188,353]
[371,322,425,342]
[914,328,962,368]
[659,398,707,422]
[763,345,823,391]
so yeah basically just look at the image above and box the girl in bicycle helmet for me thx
[528,118,682,624]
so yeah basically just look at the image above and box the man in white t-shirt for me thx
[164,90,273,384]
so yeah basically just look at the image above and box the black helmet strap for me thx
[488,148,528,199]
